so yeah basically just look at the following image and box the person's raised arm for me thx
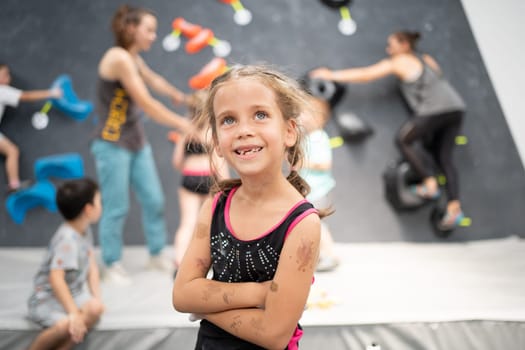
[422,54,442,75]
[172,197,268,314]
[110,48,190,132]
[136,56,187,105]
[19,88,61,102]
[201,213,321,350]
[310,58,395,83]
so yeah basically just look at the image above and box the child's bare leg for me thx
[0,137,20,188]
[27,318,70,350]
[28,299,104,350]
[80,298,105,328]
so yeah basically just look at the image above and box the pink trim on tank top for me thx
[225,187,311,242]
[284,208,319,240]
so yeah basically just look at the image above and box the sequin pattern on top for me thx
[209,186,317,283]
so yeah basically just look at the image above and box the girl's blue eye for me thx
[222,116,235,125]
[255,111,267,120]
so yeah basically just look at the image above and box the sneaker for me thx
[103,262,132,286]
[147,254,174,273]
[437,210,465,231]
[410,183,440,200]
[316,256,340,272]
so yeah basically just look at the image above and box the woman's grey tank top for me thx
[400,56,466,117]
[94,78,146,151]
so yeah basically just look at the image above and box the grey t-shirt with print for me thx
[28,223,94,306]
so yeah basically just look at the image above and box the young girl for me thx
[91,5,191,285]
[172,90,229,273]
[172,65,323,349]
[311,30,465,231]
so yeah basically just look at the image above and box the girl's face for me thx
[386,35,409,56]
[212,78,297,177]
[133,14,157,51]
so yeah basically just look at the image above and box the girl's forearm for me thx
[204,308,293,350]
[174,279,265,314]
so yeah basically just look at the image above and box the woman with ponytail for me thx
[173,65,326,349]
[311,30,466,231]
[91,5,191,285]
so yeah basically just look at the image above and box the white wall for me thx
[460,0,525,167]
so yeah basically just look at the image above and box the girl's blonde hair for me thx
[111,5,155,49]
[203,64,311,199]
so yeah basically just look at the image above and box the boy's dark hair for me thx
[56,178,99,220]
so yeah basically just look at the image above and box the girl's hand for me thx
[68,312,87,343]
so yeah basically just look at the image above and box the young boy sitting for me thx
[27,178,105,350]
[0,63,61,193]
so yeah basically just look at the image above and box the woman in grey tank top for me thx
[310,30,465,231]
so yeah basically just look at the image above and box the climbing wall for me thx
[1,0,524,246]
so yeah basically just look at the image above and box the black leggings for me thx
[396,110,464,201]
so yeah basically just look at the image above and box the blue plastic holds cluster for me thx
[34,153,85,182]
[6,180,57,224]
[5,153,85,224]
[51,74,93,121]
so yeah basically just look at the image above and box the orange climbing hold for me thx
[172,17,202,39]
[189,57,228,90]
[185,28,215,54]
[167,131,182,144]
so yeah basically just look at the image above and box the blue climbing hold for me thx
[5,180,57,224]
[51,74,93,121]
[34,153,84,182]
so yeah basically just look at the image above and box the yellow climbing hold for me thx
[455,135,468,145]
[437,174,447,186]
[330,136,344,149]
[459,217,471,227]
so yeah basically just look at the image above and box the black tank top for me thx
[197,186,317,349]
